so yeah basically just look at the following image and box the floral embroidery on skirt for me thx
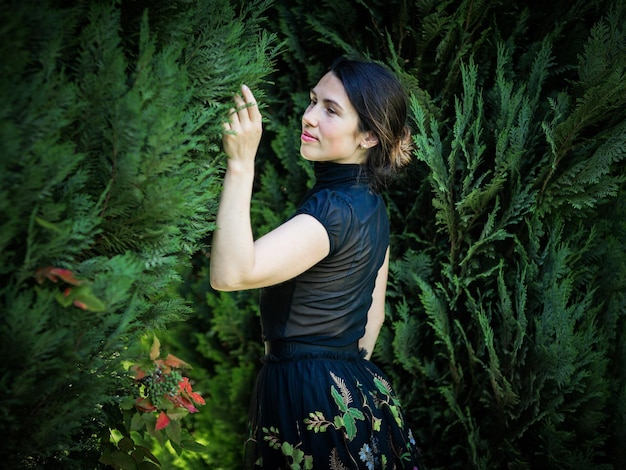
[244,351,422,469]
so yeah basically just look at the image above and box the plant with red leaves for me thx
[132,337,206,431]
[99,336,207,468]
[35,266,106,312]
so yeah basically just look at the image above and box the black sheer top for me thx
[259,161,390,347]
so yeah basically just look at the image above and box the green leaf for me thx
[333,415,344,430]
[348,408,365,421]
[99,449,114,466]
[170,439,182,456]
[344,413,356,440]
[331,386,348,412]
[111,450,138,470]
[135,445,160,465]
[373,417,382,432]
[118,436,135,453]
[121,396,138,411]
[167,406,188,421]
[54,285,106,312]
[71,285,107,311]
[374,377,391,396]
[54,290,73,308]
[281,441,294,456]
[390,405,402,427]
[130,412,145,432]
[138,462,160,470]
[292,448,304,463]
[165,419,182,446]
[180,439,208,452]
[131,448,145,463]
[142,414,164,446]
[35,216,64,233]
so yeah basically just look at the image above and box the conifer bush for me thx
[0,0,277,467]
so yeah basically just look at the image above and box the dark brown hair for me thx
[329,57,413,189]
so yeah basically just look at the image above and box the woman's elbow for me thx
[210,270,255,291]
[209,260,239,291]
[210,273,237,292]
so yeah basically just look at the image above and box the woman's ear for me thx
[360,131,379,149]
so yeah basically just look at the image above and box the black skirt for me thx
[244,342,423,469]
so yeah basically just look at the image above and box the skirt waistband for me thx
[264,340,360,360]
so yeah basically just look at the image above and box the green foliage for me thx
[382,3,625,469]
[538,12,626,215]
[0,0,277,467]
[182,0,626,468]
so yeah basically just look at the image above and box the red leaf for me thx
[73,300,88,310]
[179,377,192,393]
[164,393,197,413]
[155,412,170,431]
[164,353,190,369]
[132,365,147,381]
[189,391,205,406]
[36,267,83,285]
[135,397,157,413]
[178,377,205,406]
[180,396,198,413]
[49,268,82,285]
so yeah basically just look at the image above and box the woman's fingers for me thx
[229,85,260,123]
[241,85,261,119]
[222,85,262,161]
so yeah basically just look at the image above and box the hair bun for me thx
[390,125,413,170]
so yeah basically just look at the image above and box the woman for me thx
[211,57,422,469]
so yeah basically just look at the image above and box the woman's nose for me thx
[302,106,317,127]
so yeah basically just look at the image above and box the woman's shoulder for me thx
[297,187,351,219]
[297,185,385,227]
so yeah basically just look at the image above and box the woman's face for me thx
[300,72,371,164]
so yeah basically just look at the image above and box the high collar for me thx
[313,161,367,188]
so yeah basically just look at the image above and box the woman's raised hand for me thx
[222,85,262,165]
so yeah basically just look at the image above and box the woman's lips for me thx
[301,132,318,143]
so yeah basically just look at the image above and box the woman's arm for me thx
[210,85,330,291]
[359,247,390,359]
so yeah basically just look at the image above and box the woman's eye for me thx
[326,107,336,115]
